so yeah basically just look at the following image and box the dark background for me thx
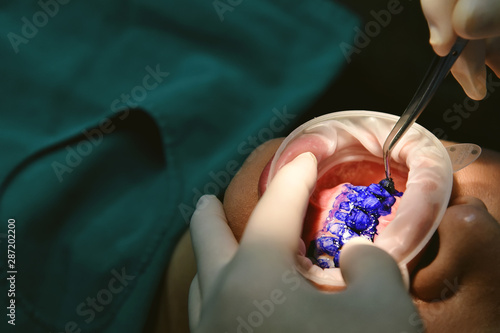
[297,0,500,151]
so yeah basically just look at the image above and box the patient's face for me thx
[222,137,500,331]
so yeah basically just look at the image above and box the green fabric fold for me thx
[0,0,358,331]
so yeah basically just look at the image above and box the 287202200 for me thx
[6,218,16,326]
[7,219,16,270]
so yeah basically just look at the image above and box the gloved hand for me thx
[188,152,421,333]
[421,0,500,100]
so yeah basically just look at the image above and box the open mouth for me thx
[303,162,405,269]
[259,111,453,290]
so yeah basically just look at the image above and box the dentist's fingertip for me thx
[192,195,218,219]
[293,152,317,165]
[448,36,487,100]
[464,86,480,101]
[421,0,456,56]
[196,195,212,209]
[470,63,487,100]
[340,237,407,290]
[293,152,318,188]
[429,26,446,56]
[429,34,456,57]
[460,71,487,100]
[307,152,317,164]
[339,237,376,271]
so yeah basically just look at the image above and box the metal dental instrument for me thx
[383,37,469,180]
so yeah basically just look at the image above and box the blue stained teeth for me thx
[307,178,403,268]
[317,258,333,269]
[334,211,348,222]
[339,202,350,211]
[316,236,340,256]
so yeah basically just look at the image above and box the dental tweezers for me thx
[383,37,469,180]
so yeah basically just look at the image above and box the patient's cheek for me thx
[303,161,407,269]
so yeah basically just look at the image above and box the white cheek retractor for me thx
[266,111,457,289]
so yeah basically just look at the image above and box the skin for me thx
[155,138,500,332]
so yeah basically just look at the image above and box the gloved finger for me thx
[190,195,238,295]
[411,196,500,301]
[421,0,458,56]
[486,36,500,77]
[450,39,487,100]
[339,238,419,331]
[188,274,202,330]
[241,152,317,257]
[340,238,408,293]
[453,0,500,39]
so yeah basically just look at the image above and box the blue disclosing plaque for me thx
[307,178,402,268]
[315,236,340,256]
[317,258,333,269]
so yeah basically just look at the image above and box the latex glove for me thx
[411,196,500,332]
[189,152,421,333]
[421,0,500,100]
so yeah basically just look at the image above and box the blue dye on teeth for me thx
[315,236,340,256]
[308,178,402,269]
[317,258,332,269]
[345,208,372,232]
